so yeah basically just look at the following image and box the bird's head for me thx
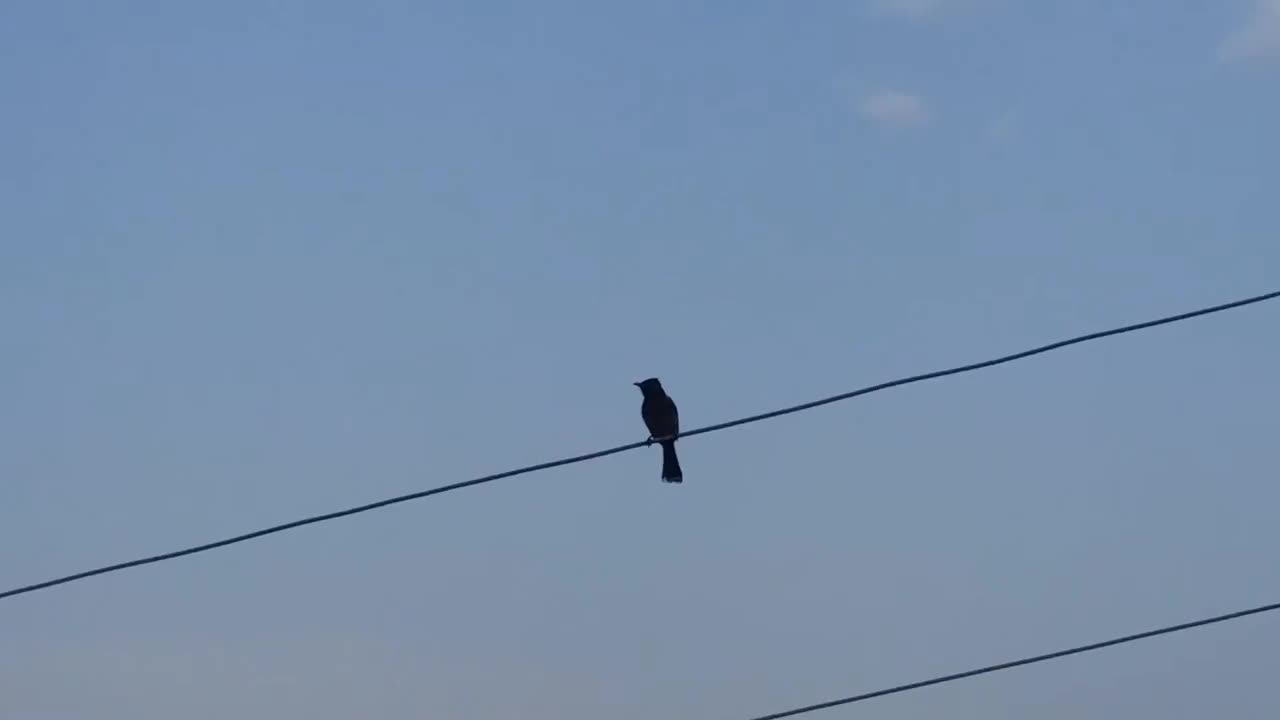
[634,378,663,395]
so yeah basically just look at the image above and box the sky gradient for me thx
[3,2,1279,718]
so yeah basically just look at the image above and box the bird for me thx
[634,377,683,483]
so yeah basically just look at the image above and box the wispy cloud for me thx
[859,91,929,128]
[1222,0,1280,61]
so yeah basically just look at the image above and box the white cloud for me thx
[1222,0,1280,61]
[859,91,929,128]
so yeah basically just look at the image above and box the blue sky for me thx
[2,1,1278,718]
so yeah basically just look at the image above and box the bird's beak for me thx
[632,381,641,387]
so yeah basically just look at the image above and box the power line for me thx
[3,289,1277,602]
[683,288,1280,440]
[743,599,1280,720]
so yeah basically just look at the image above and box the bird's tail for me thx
[661,442,683,484]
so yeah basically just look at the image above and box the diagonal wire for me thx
[743,599,1280,720]
[3,289,1278,602]
[683,288,1280,440]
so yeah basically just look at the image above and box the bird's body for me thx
[635,377,682,483]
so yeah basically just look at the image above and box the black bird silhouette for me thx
[635,377,682,483]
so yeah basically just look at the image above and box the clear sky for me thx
[3,1,1279,718]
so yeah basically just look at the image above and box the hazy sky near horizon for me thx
[3,2,1279,718]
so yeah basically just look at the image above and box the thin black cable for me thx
[685,288,1280,440]
[743,600,1280,720]
[3,289,1278,602]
